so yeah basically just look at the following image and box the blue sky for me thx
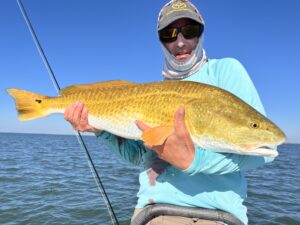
[1,0,299,143]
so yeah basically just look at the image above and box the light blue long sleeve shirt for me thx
[97,58,276,225]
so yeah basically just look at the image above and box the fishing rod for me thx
[16,1,119,224]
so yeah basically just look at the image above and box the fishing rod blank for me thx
[16,1,119,224]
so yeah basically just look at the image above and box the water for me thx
[0,133,299,225]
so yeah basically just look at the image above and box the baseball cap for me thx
[158,0,204,31]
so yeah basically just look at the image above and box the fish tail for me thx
[6,88,50,121]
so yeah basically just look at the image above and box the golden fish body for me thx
[7,80,286,157]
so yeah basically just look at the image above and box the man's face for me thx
[162,18,199,60]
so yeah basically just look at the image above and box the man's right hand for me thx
[64,101,102,133]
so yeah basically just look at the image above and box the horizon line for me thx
[1,131,299,145]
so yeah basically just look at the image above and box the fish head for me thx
[236,111,285,153]
[187,98,286,157]
[215,107,286,156]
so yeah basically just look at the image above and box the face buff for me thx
[158,0,208,80]
[161,36,208,80]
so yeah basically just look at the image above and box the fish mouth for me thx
[247,145,279,157]
[242,137,285,150]
[258,138,286,150]
[238,142,282,157]
[248,139,287,157]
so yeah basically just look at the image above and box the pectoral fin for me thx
[141,125,174,146]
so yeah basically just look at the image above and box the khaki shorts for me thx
[132,208,225,225]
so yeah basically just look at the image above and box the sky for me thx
[0,0,299,143]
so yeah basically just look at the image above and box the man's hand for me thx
[136,107,195,170]
[64,101,102,133]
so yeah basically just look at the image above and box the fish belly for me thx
[88,114,142,140]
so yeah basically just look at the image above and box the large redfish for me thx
[7,80,285,157]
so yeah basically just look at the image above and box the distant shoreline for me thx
[1,131,299,144]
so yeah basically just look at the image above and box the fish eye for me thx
[251,122,259,129]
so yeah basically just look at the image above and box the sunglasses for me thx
[159,24,203,43]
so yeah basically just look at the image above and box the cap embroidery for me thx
[171,2,187,10]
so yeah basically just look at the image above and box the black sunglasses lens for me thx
[159,24,203,42]
[181,24,201,39]
[159,28,178,42]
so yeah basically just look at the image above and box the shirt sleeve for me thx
[95,131,145,165]
[183,58,277,175]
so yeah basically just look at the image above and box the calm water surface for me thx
[0,133,299,225]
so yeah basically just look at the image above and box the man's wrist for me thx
[179,148,195,170]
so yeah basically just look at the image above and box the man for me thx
[65,1,276,224]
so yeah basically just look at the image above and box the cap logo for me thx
[171,2,187,10]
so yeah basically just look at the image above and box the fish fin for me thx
[141,125,174,146]
[60,80,137,95]
[6,88,49,121]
